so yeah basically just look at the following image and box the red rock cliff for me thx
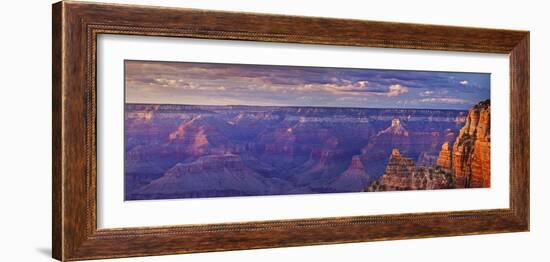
[452,100,491,188]
[436,142,452,170]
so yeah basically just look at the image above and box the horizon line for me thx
[124,101,481,111]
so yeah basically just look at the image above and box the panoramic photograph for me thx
[124,60,491,201]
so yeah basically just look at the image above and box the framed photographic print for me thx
[52,1,529,261]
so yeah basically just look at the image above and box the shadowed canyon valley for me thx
[125,100,491,200]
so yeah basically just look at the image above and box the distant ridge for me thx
[125,103,469,112]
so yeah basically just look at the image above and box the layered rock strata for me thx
[452,100,491,188]
[436,142,452,170]
[366,149,453,191]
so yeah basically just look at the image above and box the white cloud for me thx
[296,81,408,97]
[296,80,368,94]
[153,78,178,87]
[387,84,409,96]
[355,80,369,88]
[419,98,467,104]
[459,80,469,85]
[420,90,434,97]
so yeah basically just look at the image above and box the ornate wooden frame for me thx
[52,1,530,261]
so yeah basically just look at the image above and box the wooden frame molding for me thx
[52,1,529,261]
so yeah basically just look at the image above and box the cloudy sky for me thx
[125,60,490,110]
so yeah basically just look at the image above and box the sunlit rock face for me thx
[365,149,453,192]
[452,100,491,188]
[378,119,409,136]
[436,142,452,170]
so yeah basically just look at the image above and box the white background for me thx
[0,0,546,261]
[98,35,509,228]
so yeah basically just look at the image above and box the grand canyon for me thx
[124,60,491,200]
[124,100,490,200]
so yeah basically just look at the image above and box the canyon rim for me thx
[124,60,491,200]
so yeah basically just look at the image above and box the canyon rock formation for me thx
[366,149,453,191]
[436,142,452,170]
[366,100,490,192]
[123,102,483,200]
[329,155,372,191]
[452,100,491,188]
[130,154,291,199]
